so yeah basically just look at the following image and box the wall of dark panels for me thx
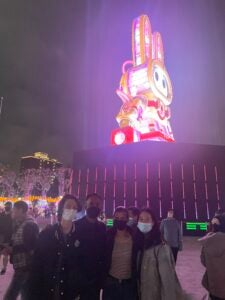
[73,142,225,221]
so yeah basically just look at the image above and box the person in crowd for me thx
[160,209,183,263]
[200,215,225,300]
[76,193,107,300]
[127,206,140,234]
[214,209,225,217]
[205,209,225,236]
[103,207,138,300]
[137,208,187,300]
[0,201,13,275]
[3,201,39,300]
[28,194,83,300]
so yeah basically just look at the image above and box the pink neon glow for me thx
[146,162,149,199]
[194,202,198,220]
[111,15,174,146]
[206,202,210,219]
[192,164,196,181]
[123,181,126,199]
[159,200,162,218]
[77,169,81,197]
[94,167,98,193]
[128,66,150,96]
[203,165,207,181]
[122,60,133,74]
[183,201,186,219]
[123,164,127,198]
[103,168,107,206]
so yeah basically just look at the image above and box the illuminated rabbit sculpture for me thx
[111,15,175,145]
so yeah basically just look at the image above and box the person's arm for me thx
[160,220,165,241]
[200,246,206,267]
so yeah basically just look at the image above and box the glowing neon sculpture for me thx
[111,15,175,145]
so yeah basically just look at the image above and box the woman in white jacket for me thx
[137,208,188,300]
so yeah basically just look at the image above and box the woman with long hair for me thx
[137,208,187,300]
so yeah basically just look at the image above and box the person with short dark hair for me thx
[3,200,39,300]
[103,206,138,300]
[160,209,182,263]
[200,215,225,300]
[0,202,13,275]
[28,194,83,299]
[214,208,225,217]
[137,208,186,299]
[76,193,106,300]
[127,206,140,234]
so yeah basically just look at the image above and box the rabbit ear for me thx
[152,32,164,63]
[132,15,152,66]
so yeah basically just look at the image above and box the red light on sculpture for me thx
[111,127,140,145]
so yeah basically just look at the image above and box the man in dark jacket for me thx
[76,193,107,300]
[3,201,39,300]
[160,209,182,263]
[0,201,13,275]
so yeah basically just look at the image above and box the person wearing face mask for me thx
[75,193,107,300]
[127,206,140,234]
[137,208,187,300]
[3,201,39,300]
[200,215,225,300]
[28,194,82,300]
[103,207,138,300]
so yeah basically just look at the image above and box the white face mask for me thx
[137,222,153,233]
[62,209,77,221]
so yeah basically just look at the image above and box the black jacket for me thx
[28,223,83,300]
[75,217,107,289]
[105,225,141,281]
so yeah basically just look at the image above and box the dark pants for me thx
[171,247,179,263]
[210,294,225,300]
[102,276,137,300]
[79,284,101,300]
[4,270,29,300]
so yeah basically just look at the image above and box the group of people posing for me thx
[0,193,225,300]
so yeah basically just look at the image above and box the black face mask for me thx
[113,219,127,231]
[86,206,100,219]
[213,224,221,232]
[5,207,11,212]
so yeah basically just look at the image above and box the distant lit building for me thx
[20,152,62,172]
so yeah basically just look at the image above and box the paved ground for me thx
[176,237,207,300]
[0,236,207,299]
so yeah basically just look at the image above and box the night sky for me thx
[0,0,225,168]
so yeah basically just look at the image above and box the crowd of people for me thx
[0,194,225,300]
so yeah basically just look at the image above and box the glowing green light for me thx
[186,222,208,231]
[107,219,113,227]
